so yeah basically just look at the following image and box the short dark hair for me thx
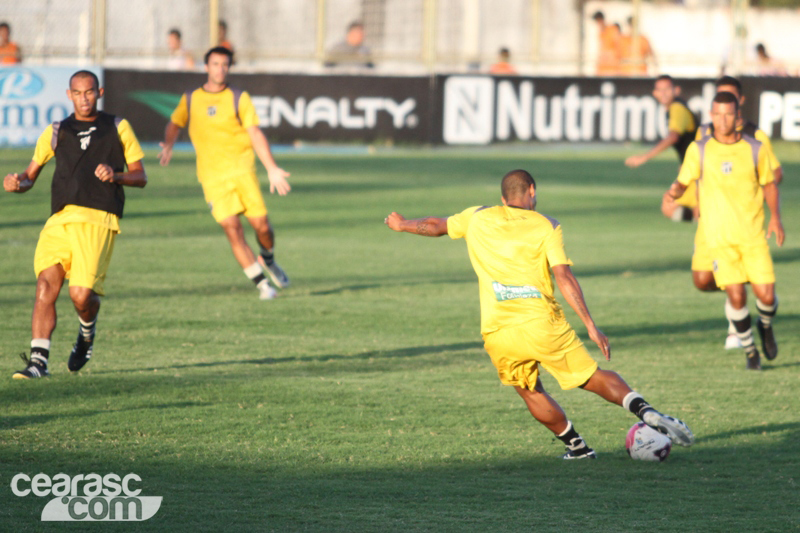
[69,70,100,90]
[713,91,739,111]
[219,20,227,30]
[0,22,10,32]
[592,11,605,21]
[499,47,510,58]
[348,20,364,32]
[655,74,674,85]
[501,169,536,201]
[204,46,233,65]
[715,75,742,95]
[168,28,182,39]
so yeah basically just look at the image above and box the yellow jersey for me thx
[447,206,572,335]
[696,121,781,174]
[170,86,260,184]
[677,135,774,248]
[32,119,144,231]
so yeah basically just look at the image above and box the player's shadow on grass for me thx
[91,341,485,375]
[606,313,800,338]
[309,277,474,296]
[0,401,211,430]
[699,421,800,442]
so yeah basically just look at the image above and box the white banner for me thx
[0,66,103,146]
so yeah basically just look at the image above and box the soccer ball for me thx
[625,422,672,462]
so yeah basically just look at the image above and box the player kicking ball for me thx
[159,46,290,300]
[385,170,694,459]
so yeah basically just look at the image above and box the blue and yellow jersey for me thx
[170,86,259,184]
[677,135,774,248]
[447,205,572,335]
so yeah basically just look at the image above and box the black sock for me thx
[557,422,592,454]
[260,248,275,266]
[251,273,267,286]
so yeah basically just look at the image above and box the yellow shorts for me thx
[201,173,268,223]
[482,318,598,391]
[34,222,117,296]
[691,225,713,272]
[711,240,775,288]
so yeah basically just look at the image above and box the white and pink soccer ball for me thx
[626,422,672,462]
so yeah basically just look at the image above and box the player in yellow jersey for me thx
[159,47,291,300]
[667,92,784,370]
[385,170,694,459]
[688,76,784,350]
[626,75,698,222]
[4,71,147,378]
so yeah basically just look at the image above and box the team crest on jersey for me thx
[77,127,96,151]
[207,106,217,116]
[721,161,733,174]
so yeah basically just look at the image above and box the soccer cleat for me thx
[562,448,597,460]
[68,333,94,372]
[12,353,49,379]
[755,319,777,361]
[724,333,742,350]
[644,412,695,447]
[258,256,290,289]
[257,281,278,300]
[746,350,761,371]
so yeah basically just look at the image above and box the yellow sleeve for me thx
[668,103,693,134]
[677,143,701,186]
[757,145,775,186]
[544,225,573,268]
[32,124,55,166]
[447,206,481,240]
[116,119,145,165]
[170,93,189,128]
[238,91,259,129]
[755,130,781,173]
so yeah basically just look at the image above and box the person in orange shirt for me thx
[619,17,655,76]
[218,20,234,54]
[489,48,517,75]
[592,11,620,76]
[0,22,22,64]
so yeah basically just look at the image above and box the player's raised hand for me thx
[384,212,406,232]
[767,217,785,246]
[158,143,173,166]
[267,166,291,195]
[95,164,116,183]
[588,326,611,361]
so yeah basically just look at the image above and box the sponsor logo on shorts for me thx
[492,281,542,301]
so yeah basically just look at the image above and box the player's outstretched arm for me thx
[4,160,43,193]
[95,160,147,188]
[158,122,182,167]
[764,181,784,246]
[247,126,291,196]
[552,264,611,360]
[384,212,448,237]
[625,131,679,168]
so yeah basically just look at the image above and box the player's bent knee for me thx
[692,271,717,292]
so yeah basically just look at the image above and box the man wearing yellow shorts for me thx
[689,76,784,350]
[4,71,147,378]
[385,169,694,459]
[668,92,784,370]
[159,46,291,300]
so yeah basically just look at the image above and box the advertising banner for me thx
[103,70,433,144]
[0,66,103,146]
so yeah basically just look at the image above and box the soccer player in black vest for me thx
[3,70,147,378]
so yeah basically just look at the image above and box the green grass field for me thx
[1,143,798,532]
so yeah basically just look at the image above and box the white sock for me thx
[243,262,263,280]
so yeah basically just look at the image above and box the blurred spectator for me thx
[325,20,374,69]
[166,28,195,71]
[754,43,787,76]
[489,48,517,75]
[0,22,21,64]
[218,20,234,54]
[592,11,620,76]
[619,17,655,76]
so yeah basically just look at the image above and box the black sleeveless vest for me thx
[50,112,127,218]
